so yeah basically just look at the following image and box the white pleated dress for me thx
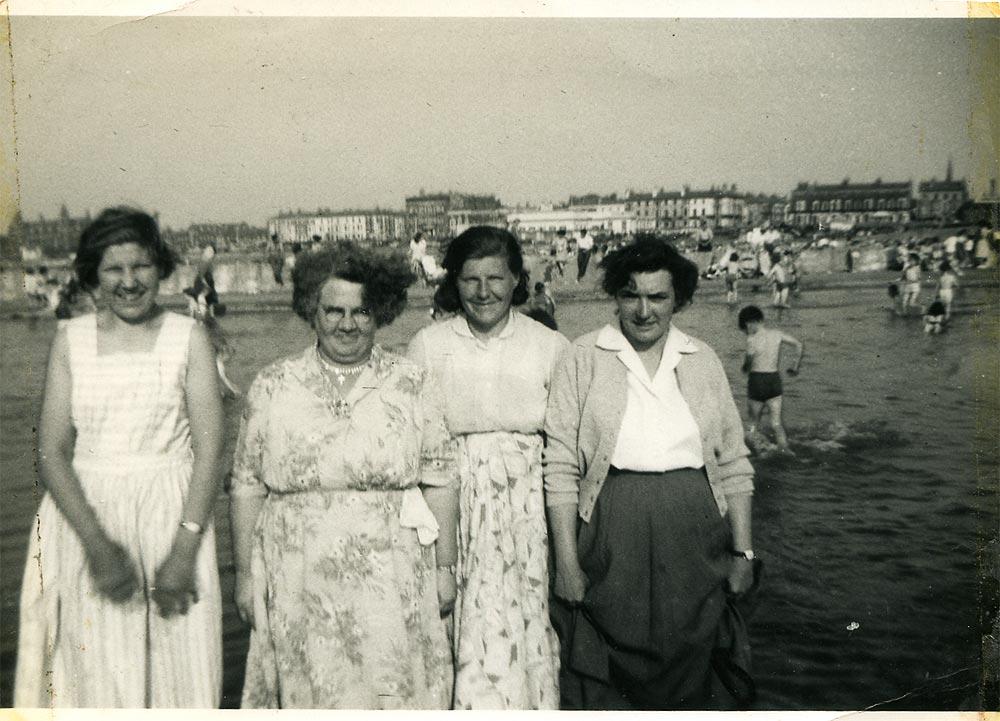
[14,312,222,708]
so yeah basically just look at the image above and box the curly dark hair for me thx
[599,234,699,311]
[74,207,177,289]
[435,225,530,313]
[291,242,415,327]
[737,304,765,331]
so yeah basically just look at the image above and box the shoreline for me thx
[2,268,996,319]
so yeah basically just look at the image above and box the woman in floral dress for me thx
[407,226,568,709]
[230,243,457,709]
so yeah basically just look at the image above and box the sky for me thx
[2,13,996,230]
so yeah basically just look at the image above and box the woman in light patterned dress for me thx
[407,225,567,709]
[230,243,456,709]
[15,207,224,707]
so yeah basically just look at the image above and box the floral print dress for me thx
[408,312,568,709]
[231,345,455,709]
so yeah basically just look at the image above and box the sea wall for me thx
[0,256,287,302]
[0,246,892,302]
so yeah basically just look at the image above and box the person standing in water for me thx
[724,252,741,305]
[899,253,923,314]
[766,253,789,309]
[266,235,285,287]
[935,260,960,320]
[738,305,803,453]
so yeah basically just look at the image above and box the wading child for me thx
[935,260,960,320]
[888,282,903,316]
[899,253,922,313]
[738,305,803,452]
[923,299,947,334]
[767,253,790,308]
[724,252,740,305]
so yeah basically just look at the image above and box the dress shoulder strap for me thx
[63,313,98,373]
[154,311,196,367]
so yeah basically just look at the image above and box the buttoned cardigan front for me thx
[543,324,754,522]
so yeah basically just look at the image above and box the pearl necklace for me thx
[316,347,369,385]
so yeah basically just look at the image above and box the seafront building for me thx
[786,178,914,230]
[267,209,408,246]
[508,185,747,241]
[186,222,269,252]
[406,192,503,241]
[506,195,633,241]
[447,195,506,237]
[4,163,986,266]
[742,193,788,228]
[674,186,745,230]
[7,206,93,258]
[914,161,968,223]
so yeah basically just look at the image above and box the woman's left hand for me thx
[152,549,199,618]
[727,557,755,595]
[437,568,456,616]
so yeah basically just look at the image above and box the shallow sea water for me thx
[1,282,996,709]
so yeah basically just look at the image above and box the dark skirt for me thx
[553,467,751,710]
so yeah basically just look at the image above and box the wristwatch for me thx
[732,549,755,561]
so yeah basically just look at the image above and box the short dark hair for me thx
[435,225,530,313]
[291,242,415,327]
[599,235,698,311]
[738,304,765,331]
[74,207,177,290]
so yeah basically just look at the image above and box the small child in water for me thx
[899,253,923,313]
[887,282,903,316]
[738,305,804,452]
[935,260,960,320]
[724,252,740,305]
[923,300,947,334]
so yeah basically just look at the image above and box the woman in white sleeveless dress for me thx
[15,208,224,708]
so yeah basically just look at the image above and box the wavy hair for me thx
[599,234,699,311]
[291,242,415,327]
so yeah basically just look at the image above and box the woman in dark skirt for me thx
[543,236,757,710]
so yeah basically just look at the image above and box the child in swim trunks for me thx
[923,299,947,334]
[738,305,804,452]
